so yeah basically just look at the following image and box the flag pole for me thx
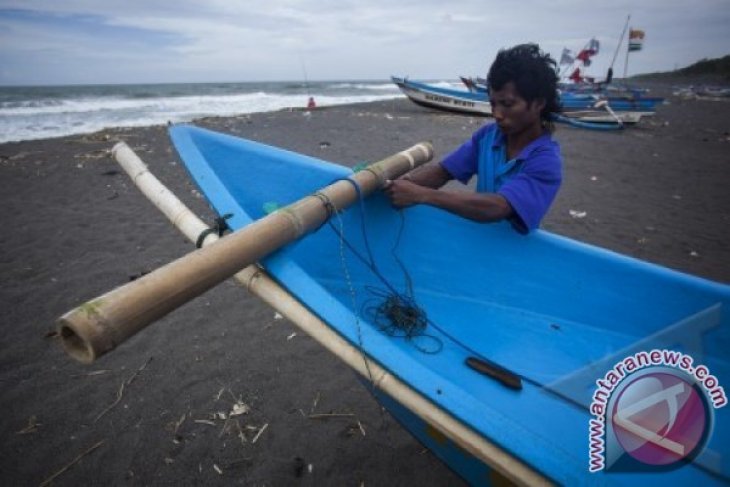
[623,16,632,79]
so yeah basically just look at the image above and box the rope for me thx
[327,177,442,354]
[195,213,233,248]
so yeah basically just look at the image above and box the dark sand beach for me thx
[1,81,729,486]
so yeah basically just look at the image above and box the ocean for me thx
[0,80,430,144]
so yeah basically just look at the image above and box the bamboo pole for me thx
[58,141,433,364]
[107,142,552,486]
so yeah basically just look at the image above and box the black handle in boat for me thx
[465,356,523,390]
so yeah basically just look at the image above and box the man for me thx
[384,44,562,234]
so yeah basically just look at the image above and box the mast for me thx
[622,15,632,79]
[611,14,630,72]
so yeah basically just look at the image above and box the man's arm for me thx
[400,162,452,189]
[383,179,513,223]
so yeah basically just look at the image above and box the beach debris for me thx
[311,391,321,414]
[164,457,175,465]
[16,415,40,434]
[690,251,699,257]
[194,419,217,426]
[230,401,250,417]
[569,210,587,219]
[319,141,331,149]
[75,149,110,160]
[94,356,152,423]
[590,176,598,181]
[172,413,187,434]
[213,464,223,475]
[251,423,268,444]
[273,312,283,320]
[385,113,393,120]
[287,332,297,340]
[39,440,105,487]
[357,419,367,437]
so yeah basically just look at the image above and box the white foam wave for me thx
[0,91,404,143]
[328,82,399,91]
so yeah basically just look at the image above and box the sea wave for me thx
[0,90,403,143]
[328,82,398,91]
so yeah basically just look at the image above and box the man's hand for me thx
[383,178,431,208]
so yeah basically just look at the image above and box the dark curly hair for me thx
[487,44,561,125]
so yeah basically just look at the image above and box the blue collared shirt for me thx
[440,123,562,233]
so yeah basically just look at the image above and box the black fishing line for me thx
[323,178,442,354]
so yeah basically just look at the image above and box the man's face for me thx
[489,82,544,136]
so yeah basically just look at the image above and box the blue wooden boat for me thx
[400,76,660,115]
[560,92,663,112]
[170,125,730,485]
[392,77,652,129]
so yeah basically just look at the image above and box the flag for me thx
[569,68,583,83]
[576,49,595,66]
[588,38,600,54]
[629,29,645,52]
[560,48,575,65]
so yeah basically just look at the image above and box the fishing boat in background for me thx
[458,74,662,114]
[392,76,649,128]
[165,125,730,485]
[392,76,492,116]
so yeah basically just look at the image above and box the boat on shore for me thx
[168,125,730,485]
[392,76,493,116]
[392,76,650,127]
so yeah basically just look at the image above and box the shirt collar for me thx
[491,125,552,160]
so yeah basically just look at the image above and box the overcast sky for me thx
[1,0,728,86]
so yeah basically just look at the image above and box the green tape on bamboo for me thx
[262,202,280,214]
[352,162,368,173]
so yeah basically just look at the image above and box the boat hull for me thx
[392,77,492,116]
[394,77,661,117]
[170,125,730,485]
